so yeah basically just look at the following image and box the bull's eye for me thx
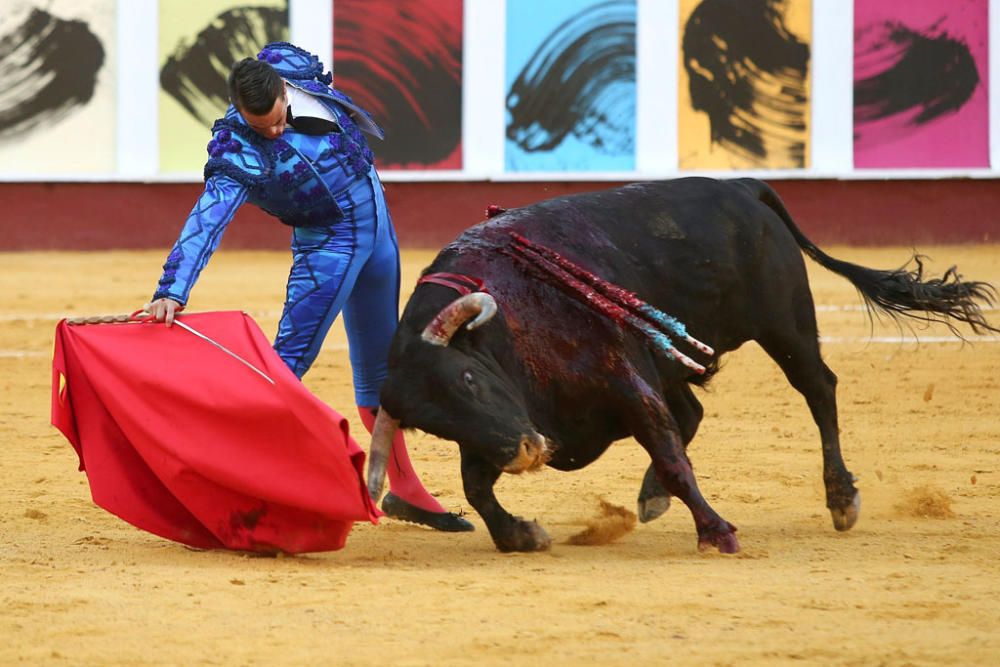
[463,370,476,389]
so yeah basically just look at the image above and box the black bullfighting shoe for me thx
[380,492,475,532]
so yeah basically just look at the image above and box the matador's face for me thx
[240,83,288,140]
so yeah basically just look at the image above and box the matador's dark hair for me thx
[227,58,284,115]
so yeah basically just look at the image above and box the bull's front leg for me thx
[623,378,739,554]
[638,383,705,523]
[460,448,552,552]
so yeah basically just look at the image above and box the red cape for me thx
[51,311,380,553]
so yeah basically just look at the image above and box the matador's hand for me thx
[144,298,184,327]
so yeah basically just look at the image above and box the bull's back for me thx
[462,178,784,274]
[607,180,797,346]
[436,177,809,356]
[495,179,799,340]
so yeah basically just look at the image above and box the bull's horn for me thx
[367,408,399,503]
[421,293,497,346]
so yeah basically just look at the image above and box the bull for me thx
[366,178,997,554]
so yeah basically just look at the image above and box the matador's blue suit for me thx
[152,43,396,407]
[152,43,475,531]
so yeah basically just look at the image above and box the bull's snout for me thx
[502,432,551,474]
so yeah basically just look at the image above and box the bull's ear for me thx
[421,293,497,346]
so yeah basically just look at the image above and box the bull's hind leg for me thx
[623,376,738,553]
[460,448,552,552]
[638,383,704,522]
[757,329,860,531]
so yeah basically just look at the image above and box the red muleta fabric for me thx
[51,311,380,554]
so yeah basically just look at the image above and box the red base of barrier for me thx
[3,179,996,250]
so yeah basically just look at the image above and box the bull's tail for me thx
[735,178,999,336]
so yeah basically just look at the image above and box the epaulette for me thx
[202,112,274,186]
[256,41,332,85]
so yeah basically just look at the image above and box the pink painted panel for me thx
[853,0,989,168]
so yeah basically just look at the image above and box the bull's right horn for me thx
[367,408,400,503]
[421,292,497,346]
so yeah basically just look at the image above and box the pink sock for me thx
[357,406,447,514]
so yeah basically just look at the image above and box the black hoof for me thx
[381,492,475,532]
[638,495,671,523]
[494,519,552,552]
[830,491,861,531]
[638,464,671,523]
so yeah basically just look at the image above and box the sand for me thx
[2,245,999,665]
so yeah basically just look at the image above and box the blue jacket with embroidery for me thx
[153,42,384,305]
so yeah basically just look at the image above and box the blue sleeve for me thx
[152,175,249,305]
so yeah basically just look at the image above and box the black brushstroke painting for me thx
[0,8,105,143]
[854,19,980,147]
[506,0,636,155]
[682,0,810,167]
[160,6,288,126]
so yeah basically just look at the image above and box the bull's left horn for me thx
[421,293,497,346]
[367,408,400,503]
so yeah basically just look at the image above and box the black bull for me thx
[366,178,997,553]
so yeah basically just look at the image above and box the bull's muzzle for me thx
[502,432,552,474]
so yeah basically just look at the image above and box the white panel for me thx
[291,0,332,65]
[115,0,158,179]
[636,0,677,176]
[460,0,506,179]
[811,0,854,174]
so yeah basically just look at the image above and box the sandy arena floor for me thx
[2,245,999,665]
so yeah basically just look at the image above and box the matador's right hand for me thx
[144,298,184,327]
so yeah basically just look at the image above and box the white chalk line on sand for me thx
[2,307,998,358]
[2,305,996,324]
[3,337,997,360]
[815,304,998,313]
[819,335,1000,344]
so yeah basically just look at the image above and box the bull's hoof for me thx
[381,493,475,532]
[638,495,671,523]
[830,490,861,532]
[494,519,552,552]
[697,522,740,554]
[637,465,670,523]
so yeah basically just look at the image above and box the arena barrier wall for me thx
[1,179,997,251]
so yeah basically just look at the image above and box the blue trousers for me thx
[273,168,400,407]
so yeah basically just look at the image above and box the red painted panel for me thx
[333,0,464,170]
